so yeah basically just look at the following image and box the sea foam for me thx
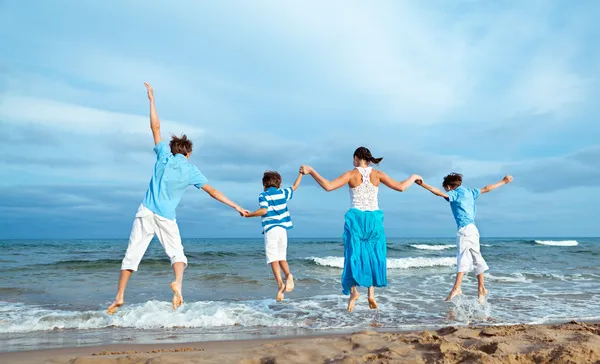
[308,256,455,269]
[410,244,455,251]
[535,240,579,246]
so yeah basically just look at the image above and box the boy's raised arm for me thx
[480,175,513,194]
[201,184,248,216]
[144,82,161,145]
[291,171,303,191]
[379,172,422,192]
[416,180,449,199]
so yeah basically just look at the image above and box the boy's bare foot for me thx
[107,298,124,315]
[445,288,462,301]
[276,284,285,301]
[368,297,378,310]
[285,274,295,292]
[478,288,489,304]
[347,290,360,312]
[170,282,183,310]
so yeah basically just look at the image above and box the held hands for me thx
[503,175,514,184]
[235,206,250,217]
[144,82,154,102]
[300,165,312,175]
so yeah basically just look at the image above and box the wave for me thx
[534,240,579,247]
[410,244,455,251]
[0,300,298,334]
[486,273,532,284]
[307,256,455,269]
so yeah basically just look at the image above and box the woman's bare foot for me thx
[347,289,360,312]
[276,283,285,301]
[107,298,124,315]
[445,288,462,301]
[285,274,295,292]
[170,282,183,310]
[368,296,378,310]
[478,288,489,304]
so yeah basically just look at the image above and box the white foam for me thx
[450,295,492,323]
[309,256,456,269]
[410,244,455,251]
[0,300,297,334]
[486,273,532,284]
[535,240,579,246]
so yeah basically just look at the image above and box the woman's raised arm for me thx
[302,165,350,192]
[379,171,422,192]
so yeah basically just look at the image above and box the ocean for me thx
[1,237,599,352]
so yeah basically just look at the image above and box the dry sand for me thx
[2,321,599,364]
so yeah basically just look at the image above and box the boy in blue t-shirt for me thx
[245,170,303,301]
[107,83,248,315]
[416,173,513,303]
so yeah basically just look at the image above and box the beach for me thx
[1,321,599,363]
[2,238,600,354]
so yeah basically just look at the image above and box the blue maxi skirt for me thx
[341,208,387,295]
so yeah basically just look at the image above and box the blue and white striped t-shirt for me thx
[259,187,293,233]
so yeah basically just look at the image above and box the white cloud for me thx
[0,95,202,137]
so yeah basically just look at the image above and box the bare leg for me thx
[170,262,185,310]
[347,286,360,312]
[477,273,488,304]
[107,269,133,314]
[271,262,285,301]
[279,260,294,292]
[445,272,465,301]
[367,286,378,309]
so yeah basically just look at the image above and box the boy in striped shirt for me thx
[245,169,303,301]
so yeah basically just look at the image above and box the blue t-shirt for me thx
[259,187,294,233]
[446,186,480,229]
[141,142,208,220]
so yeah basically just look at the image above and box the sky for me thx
[0,0,599,239]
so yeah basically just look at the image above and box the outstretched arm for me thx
[379,172,422,192]
[144,82,161,145]
[291,171,303,191]
[201,184,248,216]
[302,165,350,192]
[416,180,449,199]
[245,208,268,218]
[481,175,513,194]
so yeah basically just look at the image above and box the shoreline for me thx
[2,321,599,364]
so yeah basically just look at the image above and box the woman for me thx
[301,147,421,312]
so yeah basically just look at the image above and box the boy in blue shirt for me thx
[107,83,248,314]
[245,170,303,301]
[416,173,513,303]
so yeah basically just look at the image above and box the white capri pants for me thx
[456,224,489,275]
[121,205,188,271]
[264,227,288,264]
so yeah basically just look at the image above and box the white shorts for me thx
[456,224,489,275]
[264,227,288,264]
[121,205,188,271]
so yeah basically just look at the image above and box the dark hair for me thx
[353,146,383,165]
[443,173,463,189]
[262,171,282,189]
[170,134,193,156]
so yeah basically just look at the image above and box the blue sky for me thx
[1,0,599,239]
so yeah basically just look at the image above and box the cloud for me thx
[0,95,202,136]
[503,147,600,193]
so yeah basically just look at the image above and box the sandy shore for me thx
[2,321,599,363]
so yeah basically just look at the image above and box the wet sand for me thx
[2,321,599,363]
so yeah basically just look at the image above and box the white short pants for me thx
[264,227,288,264]
[121,205,188,271]
[456,224,488,275]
